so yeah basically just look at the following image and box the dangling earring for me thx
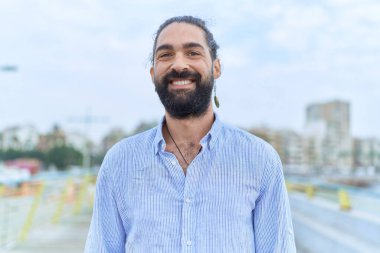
[213,85,220,108]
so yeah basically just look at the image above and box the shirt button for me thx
[185,197,191,203]
[171,160,176,165]
[186,240,192,246]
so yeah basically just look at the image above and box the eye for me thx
[187,51,201,57]
[157,52,173,59]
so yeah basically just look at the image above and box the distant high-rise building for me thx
[305,100,352,173]
[353,138,380,173]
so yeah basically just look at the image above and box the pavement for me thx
[0,209,307,253]
[3,212,91,253]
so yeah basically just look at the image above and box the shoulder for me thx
[220,123,279,160]
[101,126,159,170]
[118,127,158,149]
[218,122,282,174]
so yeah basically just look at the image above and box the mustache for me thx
[162,70,201,84]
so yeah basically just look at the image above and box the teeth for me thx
[172,80,192,86]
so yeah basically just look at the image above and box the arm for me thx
[84,153,126,253]
[253,149,296,253]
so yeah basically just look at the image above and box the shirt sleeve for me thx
[253,148,296,253]
[84,152,126,253]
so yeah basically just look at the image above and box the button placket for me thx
[181,165,195,252]
[180,150,208,252]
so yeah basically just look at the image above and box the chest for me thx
[119,157,260,223]
[116,156,260,250]
[165,143,202,174]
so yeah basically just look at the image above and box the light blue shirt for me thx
[85,114,296,253]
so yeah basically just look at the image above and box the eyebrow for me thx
[155,42,205,54]
[155,44,174,53]
[183,42,205,50]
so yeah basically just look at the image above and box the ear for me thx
[213,58,221,79]
[150,66,155,82]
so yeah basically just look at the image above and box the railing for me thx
[286,181,380,214]
[0,173,95,251]
[287,180,380,252]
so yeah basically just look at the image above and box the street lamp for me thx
[0,65,18,72]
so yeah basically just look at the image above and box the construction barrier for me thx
[0,173,96,250]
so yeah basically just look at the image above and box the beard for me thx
[154,69,214,119]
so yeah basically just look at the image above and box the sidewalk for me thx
[4,212,91,253]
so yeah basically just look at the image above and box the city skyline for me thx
[2,99,380,173]
[1,99,377,144]
[1,0,380,141]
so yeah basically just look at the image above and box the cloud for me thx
[1,0,380,139]
[267,5,330,51]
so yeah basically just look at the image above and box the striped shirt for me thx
[85,114,296,253]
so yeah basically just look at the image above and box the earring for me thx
[213,85,220,108]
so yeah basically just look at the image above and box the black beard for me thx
[154,69,214,119]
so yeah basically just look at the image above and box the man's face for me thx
[150,23,221,119]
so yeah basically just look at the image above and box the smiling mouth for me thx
[169,79,195,88]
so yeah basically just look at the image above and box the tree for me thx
[47,145,83,170]
[131,121,157,135]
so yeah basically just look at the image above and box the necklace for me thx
[165,123,190,166]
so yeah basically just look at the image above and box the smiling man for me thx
[85,16,296,253]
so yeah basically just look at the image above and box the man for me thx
[85,16,296,253]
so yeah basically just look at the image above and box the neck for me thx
[164,105,214,145]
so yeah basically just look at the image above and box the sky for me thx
[1,0,379,142]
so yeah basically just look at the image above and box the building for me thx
[353,138,380,173]
[37,125,66,152]
[305,100,352,173]
[0,125,39,150]
[249,127,306,173]
[280,130,306,172]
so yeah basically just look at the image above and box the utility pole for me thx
[68,108,107,169]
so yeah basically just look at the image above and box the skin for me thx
[150,22,221,173]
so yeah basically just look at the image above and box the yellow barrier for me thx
[287,182,352,211]
[287,183,306,192]
[0,185,4,196]
[306,185,315,199]
[0,175,95,250]
[18,183,45,242]
[73,175,91,215]
[338,189,351,211]
[51,178,73,224]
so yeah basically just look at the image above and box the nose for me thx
[170,53,189,72]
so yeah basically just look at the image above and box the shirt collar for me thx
[153,113,223,155]
[201,113,223,150]
[153,116,166,155]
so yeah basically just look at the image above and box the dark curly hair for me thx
[151,16,219,65]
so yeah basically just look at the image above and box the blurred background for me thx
[1,0,380,252]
